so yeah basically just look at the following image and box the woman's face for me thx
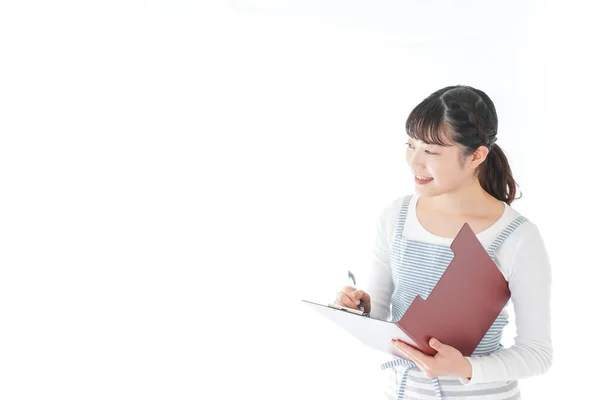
[405,136,479,197]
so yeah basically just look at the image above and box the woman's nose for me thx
[409,150,425,171]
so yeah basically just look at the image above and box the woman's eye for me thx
[406,142,436,155]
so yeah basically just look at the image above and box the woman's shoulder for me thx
[497,218,549,283]
[378,193,413,220]
[494,203,548,270]
[502,202,542,239]
[373,194,415,244]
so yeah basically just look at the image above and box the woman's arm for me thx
[460,223,553,385]
[362,202,397,321]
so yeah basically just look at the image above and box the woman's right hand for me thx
[335,286,371,314]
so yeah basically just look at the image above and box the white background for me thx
[1,1,598,399]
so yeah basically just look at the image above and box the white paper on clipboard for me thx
[302,299,416,359]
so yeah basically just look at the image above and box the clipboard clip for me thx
[327,303,369,317]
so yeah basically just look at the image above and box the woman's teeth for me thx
[415,175,433,185]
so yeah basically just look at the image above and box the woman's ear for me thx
[469,145,490,169]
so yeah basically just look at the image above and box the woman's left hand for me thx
[392,338,473,380]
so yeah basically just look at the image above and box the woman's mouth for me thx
[415,175,434,185]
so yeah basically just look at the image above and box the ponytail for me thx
[478,144,521,205]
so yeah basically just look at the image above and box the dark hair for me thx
[405,85,521,205]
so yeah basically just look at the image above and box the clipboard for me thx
[302,222,511,358]
[302,299,416,360]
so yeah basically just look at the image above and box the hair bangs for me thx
[405,97,452,146]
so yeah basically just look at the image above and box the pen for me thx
[347,270,365,312]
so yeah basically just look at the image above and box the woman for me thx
[335,85,552,399]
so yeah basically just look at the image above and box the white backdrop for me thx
[1,1,598,399]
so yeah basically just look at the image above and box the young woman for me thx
[335,85,552,399]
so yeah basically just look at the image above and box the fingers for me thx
[336,289,357,308]
[392,339,432,366]
[336,286,361,308]
[429,338,457,358]
[429,338,442,352]
[392,340,430,376]
[405,351,428,375]
[345,287,365,306]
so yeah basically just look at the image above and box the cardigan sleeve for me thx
[459,223,553,385]
[362,200,400,321]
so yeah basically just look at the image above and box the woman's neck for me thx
[423,182,500,217]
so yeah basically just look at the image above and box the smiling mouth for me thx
[415,175,434,184]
